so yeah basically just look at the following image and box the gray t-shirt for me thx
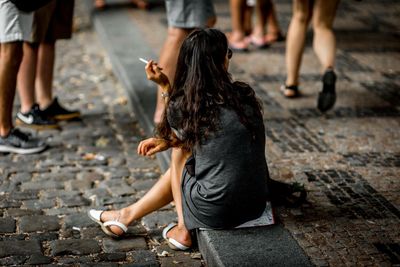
[168,102,269,230]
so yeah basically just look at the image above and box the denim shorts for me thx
[0,0,33,43]
[165,0,215,29]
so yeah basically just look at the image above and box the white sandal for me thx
[162,223,190,251]
[87,209,128,238]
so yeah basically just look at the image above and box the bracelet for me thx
[161,91,170,98]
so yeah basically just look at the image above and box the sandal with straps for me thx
[88,209,128,238]
[280,84,300,98]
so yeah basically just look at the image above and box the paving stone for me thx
[9,190,39,200]
[19,215,60,232]
[6,208,43,217]
[66,179,94,191]
[131,179,157,192]
[25,254,53,265]
[102,237,148,252]
[126,250,158,267]
[0,218,16,233]
[28,232,59,241]
[50,239,101,256]
[64,213,97,228]
[20,180,64,190]
[142,210,177,230]
[0,240,41,257]
[23,199,57,210]
[59,195,91,207]
[0,255,29,266]
[97,252,127,262]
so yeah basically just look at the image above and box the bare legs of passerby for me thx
[283,0,339,112]
[228,0,249,51]
[153,16,216,124]
[153,28,191,124]
[238,0,284,49]
[93,148,193,247]
[16,43,59,129]
[0,43,23,136]
[0,42,46,154]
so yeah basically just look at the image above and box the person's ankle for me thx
[0,127,12,137]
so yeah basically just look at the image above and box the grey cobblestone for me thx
[19,215,60,233]
[50,239,101,256]
[103,237,148,252]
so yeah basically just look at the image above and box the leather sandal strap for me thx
[103,220,128,233]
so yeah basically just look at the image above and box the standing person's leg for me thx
[312,0,339,112]
[228,0,249,51]
[35,42,55,108]
[282,0,312,97]
[16,43,38,114]
[153,27,191,124]
[15,1,58,129]
[265,0,285,43]
[0,43,23,136]
[154,0,216,124]
[38,0,80,121]
[249,0,269,48]
[0,3,46,154]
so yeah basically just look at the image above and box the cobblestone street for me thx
[0,0,399,266]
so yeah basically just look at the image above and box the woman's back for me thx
[179,105,269,230]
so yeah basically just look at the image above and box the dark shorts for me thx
[32,0,74,43]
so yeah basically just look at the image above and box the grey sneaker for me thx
[0,128,47,154]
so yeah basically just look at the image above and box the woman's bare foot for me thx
[100,208,131,236]
[166,224,192,248]
[131,0,149,9]
[226,32,249,52]
[94,0,106,9]
[265,32,285,43]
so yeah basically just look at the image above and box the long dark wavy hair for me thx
[156,28,262,150]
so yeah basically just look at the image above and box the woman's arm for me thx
[137,132,184,157]
[145,60,171,104]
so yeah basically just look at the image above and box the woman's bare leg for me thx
[285,0,312,89]
[101,168,174,235]
[228,0,248,49]
[312,0,339,71]
[101,149,191,243]
[165,148,192,247]
[265,1,283,42]
[252,0,269,40]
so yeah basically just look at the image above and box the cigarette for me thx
[139,57,149,64]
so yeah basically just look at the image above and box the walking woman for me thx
[88,29,270,250]
[282,0,340,112]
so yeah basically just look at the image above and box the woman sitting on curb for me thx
[88,29,303,250]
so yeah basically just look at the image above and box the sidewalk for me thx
[0,0,399,266]
[0,2,202,266]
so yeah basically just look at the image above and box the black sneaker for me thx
[41,97,81,121]
[0,128,47,154]
[16,104,59,130]
[317,70,337,112]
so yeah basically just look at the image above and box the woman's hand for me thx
[137,137,170,156]
[145,60,171,92]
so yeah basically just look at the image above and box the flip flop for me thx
[248,35,270,49]
[87,209,128,238]
[162,223,190,251]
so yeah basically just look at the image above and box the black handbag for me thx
[9,0,54,12]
